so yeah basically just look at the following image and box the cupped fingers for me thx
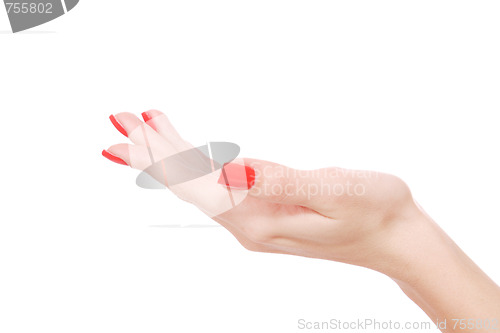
[103,143,173,187]
[110,112,176,161]
[103,143,154,170]
[141,110,192,152]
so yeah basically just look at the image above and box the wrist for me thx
[360,202,444,281]
[379,205,500,329]
[383,210,457,283]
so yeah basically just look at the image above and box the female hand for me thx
[102,110,418,275]
[103,110,500,333]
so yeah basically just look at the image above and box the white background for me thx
[1,1,499,332]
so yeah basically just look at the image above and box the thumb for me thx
[218,159,320,208]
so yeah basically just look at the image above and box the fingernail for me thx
[141,111,157,130]
[102,150,128,166]
[218,163,255,190]
[109,115,128,137]
[141,111,152,123]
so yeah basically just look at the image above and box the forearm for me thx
[386,213,500,332]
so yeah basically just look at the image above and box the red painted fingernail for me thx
[109,115,128,137]
[142,111,153,123]
[218,163,255,190]
[141,111,157,130]
[102,150,128,166]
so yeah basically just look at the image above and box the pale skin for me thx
[104,110,500,333]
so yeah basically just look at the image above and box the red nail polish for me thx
[141,111,157,130]
[102,150,128,166]
[218,163,255,190]
[142,111,152,123]
[109,115,128,137]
